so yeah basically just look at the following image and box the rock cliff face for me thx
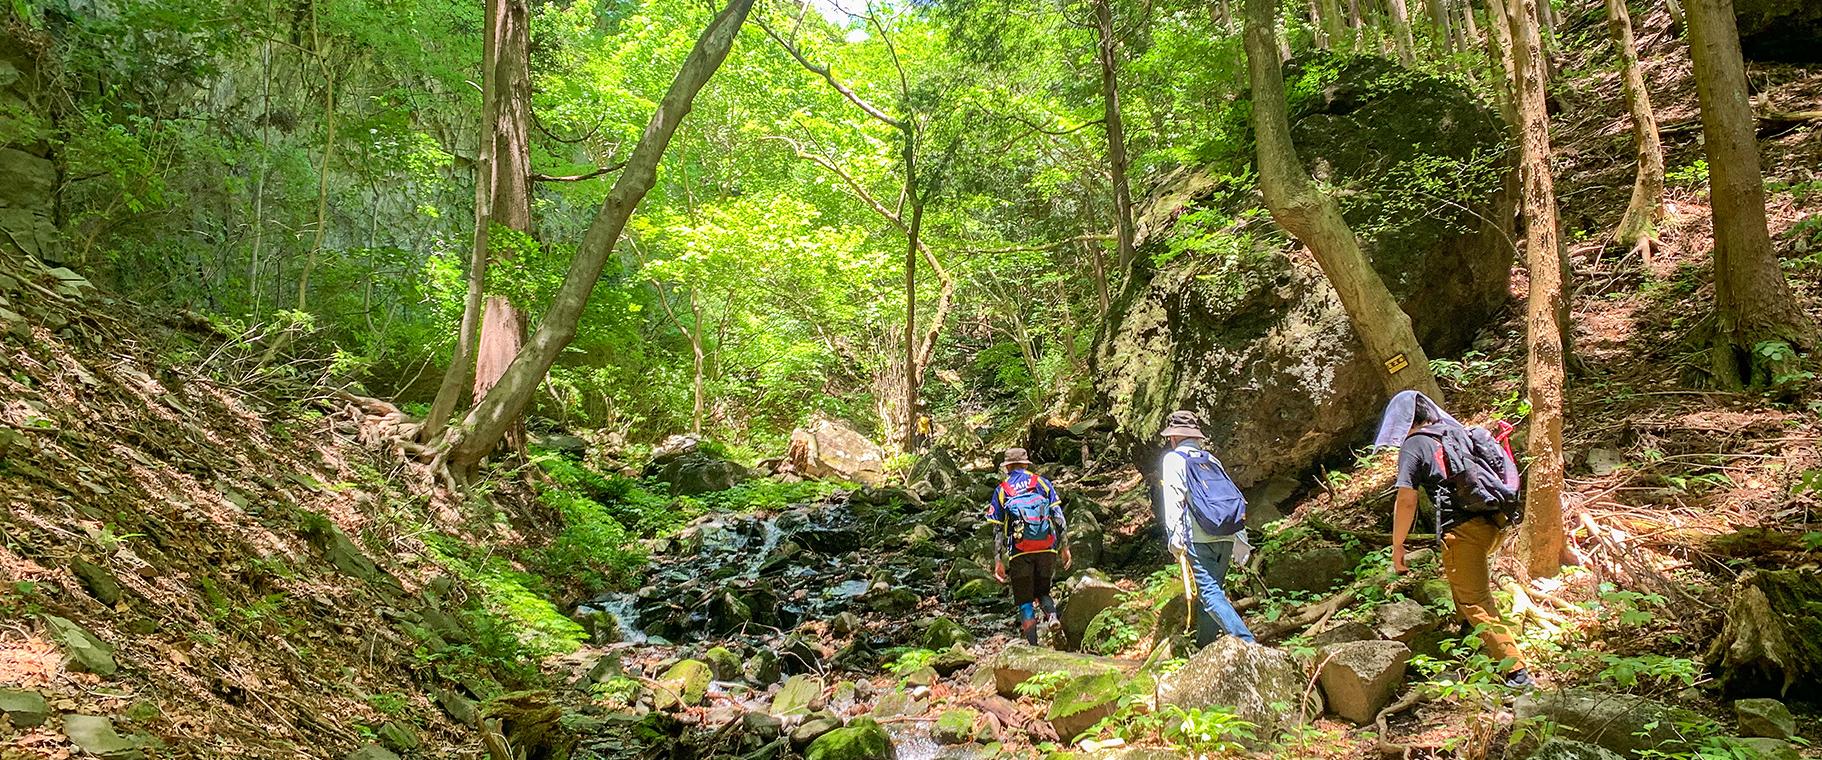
[0,36,60,264]
[1092,54,1515,487]
[1734,0,1822,63]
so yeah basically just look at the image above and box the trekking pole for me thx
[1176,550,1196,634]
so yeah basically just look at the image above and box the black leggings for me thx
[1007,552,1057,609]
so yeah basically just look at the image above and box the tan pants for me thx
[1442,517,1525,670]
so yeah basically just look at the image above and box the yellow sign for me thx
[1384,353,1410,374]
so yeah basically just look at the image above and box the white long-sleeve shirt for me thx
[1160,441,1240,549]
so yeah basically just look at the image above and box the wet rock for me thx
[830,612,864,636]
[771,675,823,718]
[1261,545,1360,594]
[1060,575,1123,651]
[990,644,1127,698]
[1048,671,1128,743]
[653,660,713,710]
[1737,738,1802,760]
[1308,621,1377,649]
[934,709,982,745]
[1514,689,1697,757]
[804,716,895,760]
[62,715,145,760]
[862,586,920,614]
[744,711,784,741]
[952,578,999,603]
[69,558,123,606]
[930,645,978,676]
[1316,640,1409,725]
[704,646,742,682]
[1523,739,1624,760]
[0,688,49,728]
[1734,698,1795,740]
[43,615,116,676]
[871,689,927,719]
[791,716,845,749]
[746,649,783,685]
[785,420,888,486]
[1159,637,1319,744]
[922,617,974,650]
[1375,599,1441,644]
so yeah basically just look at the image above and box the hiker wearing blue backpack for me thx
[987,447,1071,646]
[1376,390,1534,689]
[1157,410,1256,646]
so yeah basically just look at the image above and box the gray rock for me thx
[1374,599,1441,644]
[784,420,887,486]
[69,558,123,606]
[435,689,478,725]
[830,612,863,636]
[1047,671,1127,743]
[1737,738,1802,760]
[1091,55,1512,489]
[1734,698,1796,740]
[0,688,49,727]
[933,708,981,745]
[43,615,117,676]
[654,453,754,495]
[376,722,419,753]
[1514,689,1697,757]
[1583,448,1625,476]
[1316,640,1410,724]
[653,659,713,710]
[62,715,145,760]
[1261,545,1361,595]
[1308,621,1377,649]
[907,448,967,500]
[743,711,784,740]
[746,648,783,685]
[300,518,404,595]
[929,645,978,676]
[871,689,926,719]
[704,646,742,682]
[1065,510,1105,571]
[989,644,1127,698]
[771,675,823,717]
[1060,576,1123,651]
[791,716,844,749]
[534,433,588,457]
[344,745,402,760]
[1159,637,1320,744]
[1523,739,1625,760]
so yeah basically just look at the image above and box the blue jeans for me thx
[1189,540,1255,645]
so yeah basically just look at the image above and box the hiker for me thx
[988,447,1071,646]
[1377,390,1535,689]
[1157,410,1256,646]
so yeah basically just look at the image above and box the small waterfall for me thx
[582,593,649,645]
[744,515,784,577]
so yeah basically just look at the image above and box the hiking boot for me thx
[1045,614,1063,634]
[1504,669,1536,690]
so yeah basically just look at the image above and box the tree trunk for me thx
[471,0,534,452]
[1458,0,1481,48]
[1685,0,1815,390]
[1665,0,1686,35]
[1385,0,1420,64]
[904,163,921,453]
[1319,0,1350,49]
[1094,0,1138,275]
[1604,0,1666,254]
[421,0,506,443]
[1485,0,1521,131]
[1425,0,1454,53]
[296,67,336,312]
[1507,0,1569,579]
[1705,569,1822,699]
[444,0,758,469]
[1243,0,1445,401]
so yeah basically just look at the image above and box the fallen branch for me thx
[968,696,1058,742]
[1372,688,1428,757]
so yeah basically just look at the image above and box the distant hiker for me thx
[1376,390,1534,689]
[988,447,1071,646]
[1157,410,1256,646]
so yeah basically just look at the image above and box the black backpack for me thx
[1408,421,1523,524]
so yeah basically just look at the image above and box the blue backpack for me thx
[1000,477,1058,553]
[1175,448,1247,536]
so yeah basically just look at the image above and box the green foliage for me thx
[1588,584,1668,628]
[1408,633,1508,703]
[1012,670,1072,699]
[1667,160,1710,188]
[1429,350,1497,389]
[1595,654,1700,691]
[886,649,938,677]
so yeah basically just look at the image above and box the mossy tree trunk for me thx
[1506,0,1569,579]
[471,0,534,454]
[1604,0,1667,255]
[1243,0,1445,401]
[1685,0,1815,390]
[1706,569,1822,698]
[444,0,757,470]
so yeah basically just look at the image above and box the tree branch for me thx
[754,18,907,130]
[531,160,628,182]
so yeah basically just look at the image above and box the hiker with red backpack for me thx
[1157,410,1256,646]
[987,447,1071,646]
[1376,390,1535,689]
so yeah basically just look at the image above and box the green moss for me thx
[805,718,894,760]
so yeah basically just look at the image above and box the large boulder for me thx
[989,644,1129,698]
[1514,689,1698,757]
[1733,0,1822,62]
[1091,53,1513,484]
[1260,544,1361,595]
[1158,637,1320,744]
[1048,671,1130,742]
[653,453,753,495]
[1060,575,1125,650]
[1316,640,1409,725]
[785,420,888,486]
[804,717,896,760]
[1734,698,1796,740]
[907,448,967,500]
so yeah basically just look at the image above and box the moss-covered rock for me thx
[804,717,895,760]
[1092,52,1512,480]
[933,709,982,745]
[990,644,1131,698]
[653,659,712,710]
[1047,670,1132,742]
[922,617,974,650]
[703,646,742,681]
